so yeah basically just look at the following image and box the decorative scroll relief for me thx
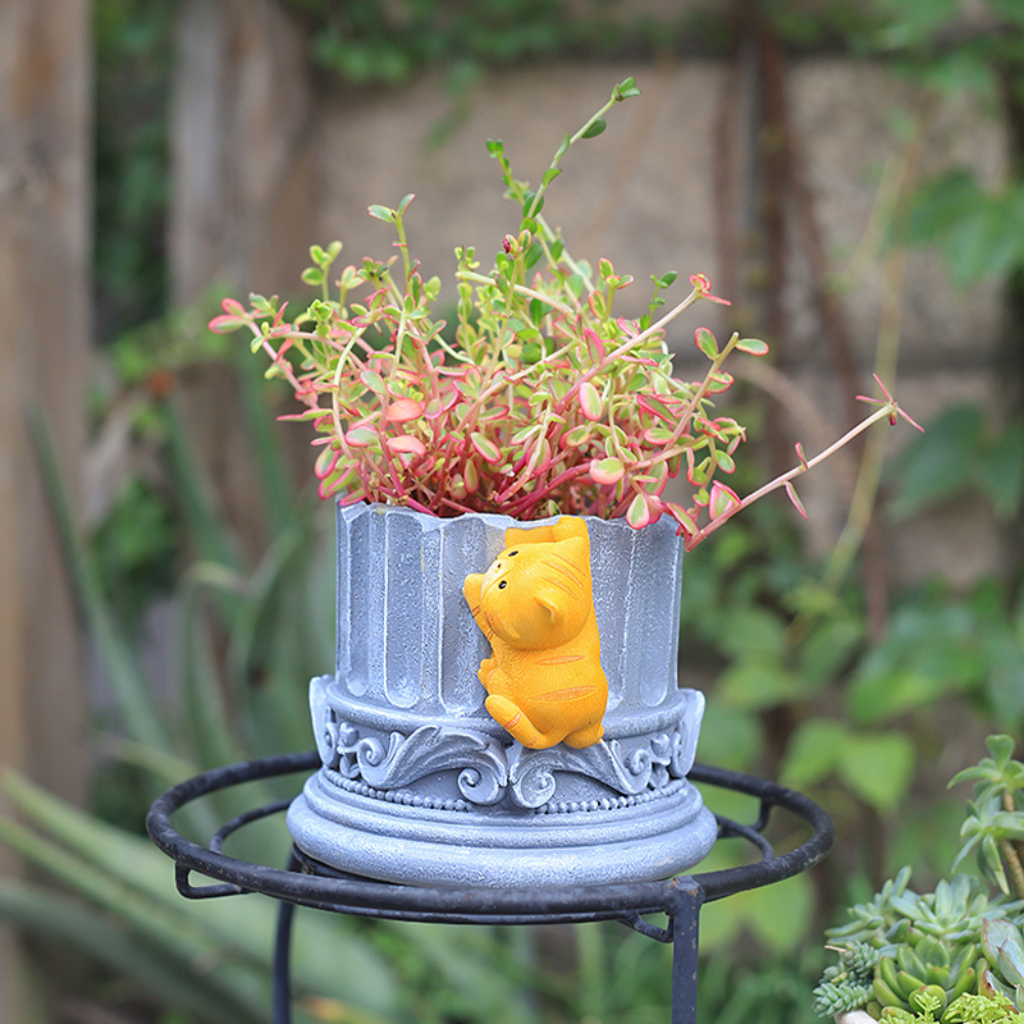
[319,709,508,805]
[505,725,692,808]
[314,701,693,810]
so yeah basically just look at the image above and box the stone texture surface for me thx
[334,503,685,713]
[289,502,715,888]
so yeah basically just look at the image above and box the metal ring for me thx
[147,752,834,924]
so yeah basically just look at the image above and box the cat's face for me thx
[478,538,591,650]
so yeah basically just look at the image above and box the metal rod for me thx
[272,899,295,1024]
[668,884,703,1024]
[272,852,301,1024]
[146,755,835,925]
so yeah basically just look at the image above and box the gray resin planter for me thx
[287,502,718,888]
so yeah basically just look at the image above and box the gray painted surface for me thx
[288,503,717,887]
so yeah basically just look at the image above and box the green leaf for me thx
[521,190,544,218]
[781,720,850,789]
[982,631,1024,724]
[717,658,804,711]
[716,608,787,660]
[979,419,1024,519]
[847,667,950,723]
[589,456,624,484]
[0,772,401,1016]
[615,77,641,100]
[367,203,394,222]
[909,170,984,244]
[694,327,718,359]
[837,732,916,813]
[28,405,173,754]
[699,849,813,955]
[735,337,769,356]
[581,118,607,139]
[564,424,592,447]
[0,878,258,1024]
[471,432,502,464]
[542,168,562,187]
[799,616,865,686]
[696,703,764,773]
[626,492,651,529]
[890,404,983,519]
[578,381,603,421]
[988,734,1018,767]
[942,188,1024,284]
[746,873,815,954]
[345,426,378,447]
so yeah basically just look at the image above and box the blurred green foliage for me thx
[94,0,179,341]
[283,0,689,87]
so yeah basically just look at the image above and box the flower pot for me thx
[286,502,718,888]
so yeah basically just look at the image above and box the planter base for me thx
[286,676,717,887]
[289,505,718,888]
[287,770,717,888]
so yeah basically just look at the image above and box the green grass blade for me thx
[178,570,247,772]
[235,346,295,536]
[28,403,172,754]
[0,816,273,1019]
[164,394,245,572]
[1,772,400,1017]
[0,878,264,1024]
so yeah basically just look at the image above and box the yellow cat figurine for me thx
[462,517,608,750]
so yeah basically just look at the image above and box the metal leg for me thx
[668,883,703,1024]
[273,852,302,1024]
[273,899,296,1024]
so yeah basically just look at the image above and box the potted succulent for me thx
[814,735,1024,1024]
[211,78,916,888]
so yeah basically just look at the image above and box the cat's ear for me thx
[534,585,569,626]
[553,517,589,544]
[505,524,556,546]
[463,573,483,606]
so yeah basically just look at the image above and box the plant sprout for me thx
[212,77,918,544]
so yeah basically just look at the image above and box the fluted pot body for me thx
[287,503,717,887]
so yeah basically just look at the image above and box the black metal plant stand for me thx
[146,750,834,1024]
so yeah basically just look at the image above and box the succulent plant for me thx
[870,935,981,1018]
[980,918,1024,1008]
[817,739,1024,1022]
[818,874,1024,1020]
[812,941,882,1016]
[826,872,1024,952]
[880,992,1024,1023]
[825,866,916,948]
[950,736,1024,901]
